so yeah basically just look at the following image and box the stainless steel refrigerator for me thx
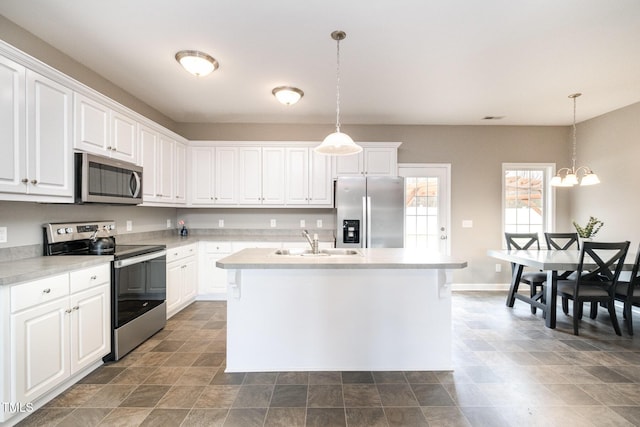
[335,176,405,248]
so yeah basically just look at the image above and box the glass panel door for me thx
[398,164,450,255]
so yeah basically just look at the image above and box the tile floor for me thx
[15,292,640,426]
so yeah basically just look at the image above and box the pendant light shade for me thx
[314,31,362,156]
[551,93,600,187]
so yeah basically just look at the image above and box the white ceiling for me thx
[1,0,639,126]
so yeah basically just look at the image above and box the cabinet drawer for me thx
[203,242,232,253]
[11,274,70,313]
[166,243,197,262]
[70,263,111,294]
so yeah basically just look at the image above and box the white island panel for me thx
[225,267,452,372]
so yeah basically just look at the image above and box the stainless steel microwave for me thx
[75,153,143,205]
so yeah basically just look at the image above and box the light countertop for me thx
[0,256,114,286]
[216,248,468,270]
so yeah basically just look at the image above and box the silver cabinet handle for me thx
[72,306,79,310]
[90,275,97,280]
[65,309,72,314]
[31,179,38,185]
[21,178,28,183]
[42,288,51,294]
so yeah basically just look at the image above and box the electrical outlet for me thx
[166,219,172,228]
[270,219,277,228]
[126,220,132,231]
[496,263,502,273]
[218,219,224,228]
[0,227,7,243]
[300,220,305,228]
[316,219,323,228]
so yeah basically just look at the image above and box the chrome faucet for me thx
[302,230,319,254]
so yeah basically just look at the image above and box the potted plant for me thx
[572,216,603,242]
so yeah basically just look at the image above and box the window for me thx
[502,164,555,242]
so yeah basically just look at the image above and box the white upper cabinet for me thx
[286,147,332,206]
[190,146,238,206]
[74,93,138,164]
[238,147,285,205]
[333,143,400,177]
[139,125,183,205]
[0,55,73,202]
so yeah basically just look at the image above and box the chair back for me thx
[545,232,579,250]
[505,233,540,250]
[623,243,640,299]
[575,241,630,296]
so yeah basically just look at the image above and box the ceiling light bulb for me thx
[175,50,219,77]
[272,86,304,105]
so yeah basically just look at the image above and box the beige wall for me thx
[569,101,640,247]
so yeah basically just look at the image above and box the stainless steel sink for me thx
[273,248,360,256]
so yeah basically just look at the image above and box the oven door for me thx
[113,250,166,328]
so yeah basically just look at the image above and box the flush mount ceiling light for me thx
[175,50,219,77]
[272,86,304,105]
[314,31,362,156]
[550,93,600,187]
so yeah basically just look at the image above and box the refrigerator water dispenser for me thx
[343,220,360,244]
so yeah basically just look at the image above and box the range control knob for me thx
[65,227,73,234]
[57,228,66,234]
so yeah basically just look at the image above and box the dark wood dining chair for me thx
[544,232,579,251]
[556,240,630,336]
[505,233,546,314]
[614,243,640,335]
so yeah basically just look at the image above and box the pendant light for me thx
[550,93,600,187]
[314,31,362,156]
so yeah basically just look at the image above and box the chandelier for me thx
[550,93,600,187]
[314,31,362,156]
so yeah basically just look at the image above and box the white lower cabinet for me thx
[198,242,232,300]
[166,243,197,318]
[3,264,110,423]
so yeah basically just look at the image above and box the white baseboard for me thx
[452,283,510,291]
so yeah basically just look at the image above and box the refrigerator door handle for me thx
[361,196,367,248]
[366,196,372,248]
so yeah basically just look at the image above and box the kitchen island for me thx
[216,248,467,372]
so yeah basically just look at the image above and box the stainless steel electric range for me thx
[43,221,167,361]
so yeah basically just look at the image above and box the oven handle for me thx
[114,249,167,269]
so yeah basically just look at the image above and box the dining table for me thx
[487,249,635,329]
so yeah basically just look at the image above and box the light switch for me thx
[0,227,7,243]
[300,220,305,228]
[317,219,323,228]
[218,219,224,228]
[270,219,277,227]
[462,220,473,228]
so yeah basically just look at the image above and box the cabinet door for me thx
[70,283,110,374]
[215,147,238,205]
[182,258,197,302]
[111,110,137,163]
[174,142,186,203]
[157,135,175,202]
[26,71,73,198]
[139,125,159,202]
[334,152,364,177]
[238,147,262,204]
[12,298,70,403]
[190,146,215,205]
[0,56,26,195]
[285,147,309,205]
[166,262,183,318]
[74,93,109,154]
[262,147,285,205]
[309,149,332,205]
[364,147,397,176]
